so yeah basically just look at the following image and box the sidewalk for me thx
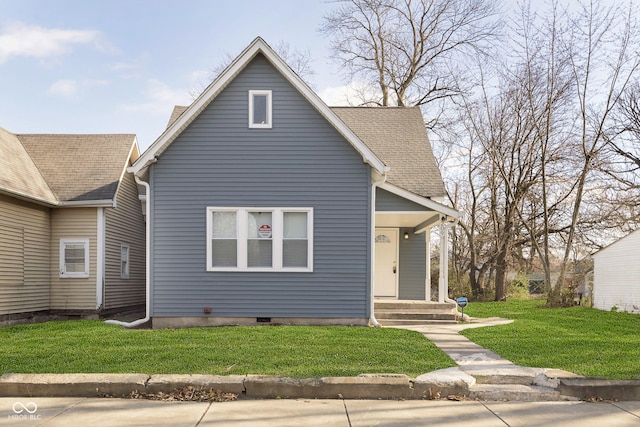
[2,397,640,426]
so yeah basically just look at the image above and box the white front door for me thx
[375,228,398,298]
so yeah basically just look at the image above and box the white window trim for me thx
[120,243,130,279]
[206,207,313,272]
[59,238,90,278]
[248,90,272,128]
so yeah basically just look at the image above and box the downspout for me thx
[369,173,387,327]
[105,174,151,328]
[96,207,105,311]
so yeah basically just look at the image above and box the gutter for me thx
[58,199,115,208]
[369,172,387,328]
[105,175,151,328]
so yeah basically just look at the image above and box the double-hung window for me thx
[59,238,90,278]
[207,207,313,272]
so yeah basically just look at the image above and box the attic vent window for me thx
[249,90,272,128]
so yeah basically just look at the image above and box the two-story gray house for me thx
[124,37,458,329]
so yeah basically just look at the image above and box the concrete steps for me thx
[464,367,578,401]
[374,300,457,325]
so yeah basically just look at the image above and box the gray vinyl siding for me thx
[151,54,371,319]
[104,171,146,310]
[376,188,431,212]
[398,227,426,300]
[0,195,51,314]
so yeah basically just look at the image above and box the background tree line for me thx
[322,0,640,305]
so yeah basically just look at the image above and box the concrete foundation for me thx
[151,317,369,329]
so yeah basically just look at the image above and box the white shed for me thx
[592,229,640,313]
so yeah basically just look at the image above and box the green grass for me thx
[462,300,640,380]
[0,321,455,378]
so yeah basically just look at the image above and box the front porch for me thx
[374,299,457,325]
[371,184,460,326]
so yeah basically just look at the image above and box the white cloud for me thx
[120,79,192,115]
[318,81,383,106]
[0,22,101,64]
[47,78,110,100]
[47,79,78,99]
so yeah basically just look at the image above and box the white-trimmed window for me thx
[249,90,272,128]
[59,238,90,278]
[207,207,313,272]
[120,243,130,279]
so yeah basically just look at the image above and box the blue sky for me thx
[0,0,345,150]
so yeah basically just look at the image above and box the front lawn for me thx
[462,300,640,379]
[0,321,455,378]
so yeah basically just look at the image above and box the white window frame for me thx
[120,243,130,279]
[59,238,90,278]
[248,90,272,128]
[206,207,313,272]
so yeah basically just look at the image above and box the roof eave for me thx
[379,182,460,219]
[0,188,58,207]
[130,37,388,176]
[58,199,115,208]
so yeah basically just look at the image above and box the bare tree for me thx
[441,1,640,304]
[190,41,316,99]
[549,0,640,305]
[609,83,640,176]
[320,0,502,112]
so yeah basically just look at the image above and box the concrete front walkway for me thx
[390,318,590,401]
[1,397,640,426]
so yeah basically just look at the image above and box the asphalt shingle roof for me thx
[0,127,57,204]
[331,106,446,198]
[0,129,136,204]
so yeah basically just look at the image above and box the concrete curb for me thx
[558,378,640,401]
[0,373,465,400]
[1,372,639,401]
[0,373,148,397]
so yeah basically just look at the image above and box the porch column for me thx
[425,229,431,301]
[438,218,450,303]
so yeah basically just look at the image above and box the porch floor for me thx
[374,299,458,325]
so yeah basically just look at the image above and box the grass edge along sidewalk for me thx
[461,300,640,380]
[0,322,455,378]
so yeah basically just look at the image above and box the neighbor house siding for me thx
[398,227,426,300]
[50,208,97,310]
[593,230,640,313]
[376,188,431,212]
[104,171,146,310]
[0,194,51,314]
[150,54,371,319]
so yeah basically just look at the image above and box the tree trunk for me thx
[494,249,507,301]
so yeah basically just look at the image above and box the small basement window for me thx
[120,243,130,279]
[249,90,272,128]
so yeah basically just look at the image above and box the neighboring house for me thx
[0,128,145,324]
[127,37,459,328]
[593,229,640,313]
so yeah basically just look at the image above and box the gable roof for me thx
[592,228,640,258]
[0,126,138,206]
[130,37,388,176]
[0,126,57,205]
[18,134,137,204]
[332,107,446,199]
